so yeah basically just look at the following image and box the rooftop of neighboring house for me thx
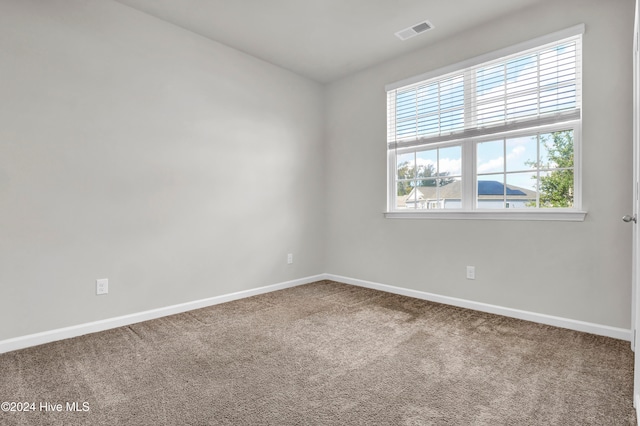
[398,180,537,207]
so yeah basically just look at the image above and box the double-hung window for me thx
[386,25,586,221]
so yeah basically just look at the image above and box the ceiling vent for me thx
[395,20,434,41]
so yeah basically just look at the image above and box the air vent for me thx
[395,20,434,41]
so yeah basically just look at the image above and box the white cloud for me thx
[415,157,435,168]
[509,145,526,158]
[415,156,462,176]
[477,145,527,174]
[439,157,462,175]
[478,156,504,174]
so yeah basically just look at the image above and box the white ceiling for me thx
[113,0,547,83]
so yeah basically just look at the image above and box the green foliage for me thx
[526,130,574,207]
[396,161,414,196]
[396,162,454,196]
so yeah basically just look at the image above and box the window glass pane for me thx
[506,135,537,172]
[539,135,555,169]
[506,93,538,119]
[538,170,574,208]
[402,183,426,209]
[416,177,438,188]
[476,64,504,101]
[554,56,576,80]
[539,47,576,96]
[396,90,416,120]
[477,140,504,174]
[416,149,437,185]
[557,85,576,110]
[412,177,463,210]
[440,76,464,109]
[539,130,574,170]
[396,119,416,138]
[506,54,537,93]
[397,153,415,179]
[409,147,463,210]
[477,100,505,125]
[440,109,464,132]
[540,42,575,75]
[440,177,462,209]
[476,99,504,124]
[438,145,462,177]
[477,174,505,209]
[396,182,417,209]
[417,84,438,115]
[416,114,439,136]
[414,179,436,210]
[506,172,538,208]
[474,130,574,211]
[540,85,576,113]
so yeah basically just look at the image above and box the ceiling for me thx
[113,0,547,83]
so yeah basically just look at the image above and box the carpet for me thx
[0,280,635,425]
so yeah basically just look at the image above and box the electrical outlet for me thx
[96,278,108,295]
[466,266,475,280]
[287,253,293,264]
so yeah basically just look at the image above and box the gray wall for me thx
[0,0,635,341]
[325,0,635,329]
[0,0,325,340]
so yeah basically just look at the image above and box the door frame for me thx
[633,0,640,413]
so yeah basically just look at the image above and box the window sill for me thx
[384,210,587,221]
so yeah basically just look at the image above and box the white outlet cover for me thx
[466,266,475,280]
[96,278,108,295]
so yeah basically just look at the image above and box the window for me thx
[386,25,585,221]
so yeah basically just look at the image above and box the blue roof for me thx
[478,181,526,196]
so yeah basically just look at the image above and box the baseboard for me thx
[0,272,631,354]
[635,394,640,420]
[0,274,325,354]
[323,273,632,342]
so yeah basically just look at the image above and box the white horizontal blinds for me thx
[394,74,465,140]
[387,34,582,150]
[475,39,579,127]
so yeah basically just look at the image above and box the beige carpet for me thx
[0,280,635,425]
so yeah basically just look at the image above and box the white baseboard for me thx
[0,274,324,355]
[324,274,632,342]
[0,272,631,354]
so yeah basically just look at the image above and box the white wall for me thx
[0,0,325,340]
[325,0,635,329]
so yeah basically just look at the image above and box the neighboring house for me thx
[401,180,537,209]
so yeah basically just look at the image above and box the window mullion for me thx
[414,152,419,209]
[462,140,475,211]
[502,63,507,124]
[435,148,440,208]
[388,90,398,211]
[462,69,475,211]
[414,88,418,139]
[388,149,397,211]
[536,133,541,207]
[437,82,442,135]
[536,52,541,117]
[503,138,507,208]
[464,69,475,130]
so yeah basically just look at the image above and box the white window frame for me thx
[385,25,587,221]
